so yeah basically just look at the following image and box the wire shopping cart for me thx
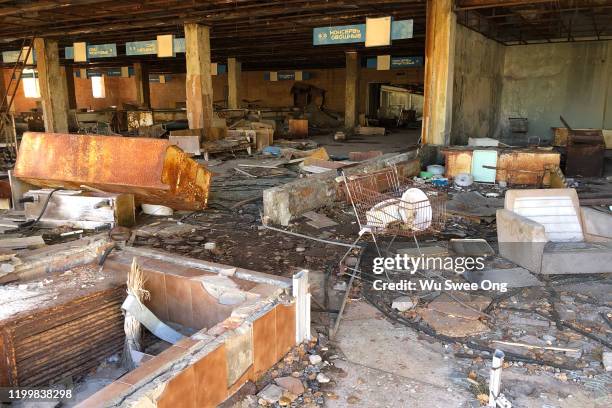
[340,165,446,257]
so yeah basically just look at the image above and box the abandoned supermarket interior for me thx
[0,0,611,407]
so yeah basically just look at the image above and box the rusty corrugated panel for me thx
[497,151,560,185]
[0,286,125,386]
[14,132,211,210]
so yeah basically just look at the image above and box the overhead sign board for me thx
[65,43,117,59]
[313,19,413,45]
[391,56,423,68]
[313,24,365,45]
[366,56,424,69]
[2,49,36,63]
[126,40,157,56]
[264,71,311,81]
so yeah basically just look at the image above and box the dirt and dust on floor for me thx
[1,107,611,408]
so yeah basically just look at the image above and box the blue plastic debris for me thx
[262,146,281,157]
[431,178,449,187]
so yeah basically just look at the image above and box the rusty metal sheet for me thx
[442,149,472,178]
[566,145,604,177]
[497,151,560,185]
[14,132,211,210]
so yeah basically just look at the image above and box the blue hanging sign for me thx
[2,49,36,63]
[366,56,423,69]
[105,68,122,77]
[87,43,117,58]
[391,56,423,68]
[264,71,311,81]
[313,24,365,45]
[314,19,413,45]
[2,50,21,63]
[278,72,295,80]
[391,20,413,40]
[65,44,117,59]
[126,40,157,55]
[173,38,185,53]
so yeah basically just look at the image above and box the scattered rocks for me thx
[316,373,330,383]
[257,384,284,404]
[309,354,322,365]
[275,376,305,395]
[391,296,416,312]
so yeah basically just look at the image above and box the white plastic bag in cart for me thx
[399,188,432,231]
[365,198,401,228]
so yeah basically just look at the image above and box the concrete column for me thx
[344,51,359,130]
[62,64,77,110]
[184,23,214,135]
[0,69,6,108]
[227,57,241,109]
[422,0,456,145]
[34,37,69,133]
[133,62,151,108]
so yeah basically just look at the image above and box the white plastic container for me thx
[399,188,432,231]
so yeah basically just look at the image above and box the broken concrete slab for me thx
[418,309,490,337]
[303,211,338,229]
[446,191,502,218]
[540,241,612,274]
[417,293,491,338]
[263,151,419,226]
[258,384,284,404]
[464,266,543,288]
[425,293,491,320]
[449,238,494,257]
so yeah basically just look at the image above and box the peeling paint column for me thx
[184,23,214,137]
[228,57,241,109]
[422,0,456,145]
[34,38,70,133]
[133,62,151,108]
[344,51,359,130]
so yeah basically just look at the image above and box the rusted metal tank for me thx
[14,132,211,210]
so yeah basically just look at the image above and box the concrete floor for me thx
[329,300,612,408]
[330,300,475,408]
[310,128,420,157]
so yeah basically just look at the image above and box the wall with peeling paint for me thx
[452,24,505,144]
[499,41,612,143]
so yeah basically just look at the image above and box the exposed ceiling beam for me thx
[455,0,560,11]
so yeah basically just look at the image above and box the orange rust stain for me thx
[15,132,211,210]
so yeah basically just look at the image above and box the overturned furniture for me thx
[497,189,612,274]
[13,132,212,210]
